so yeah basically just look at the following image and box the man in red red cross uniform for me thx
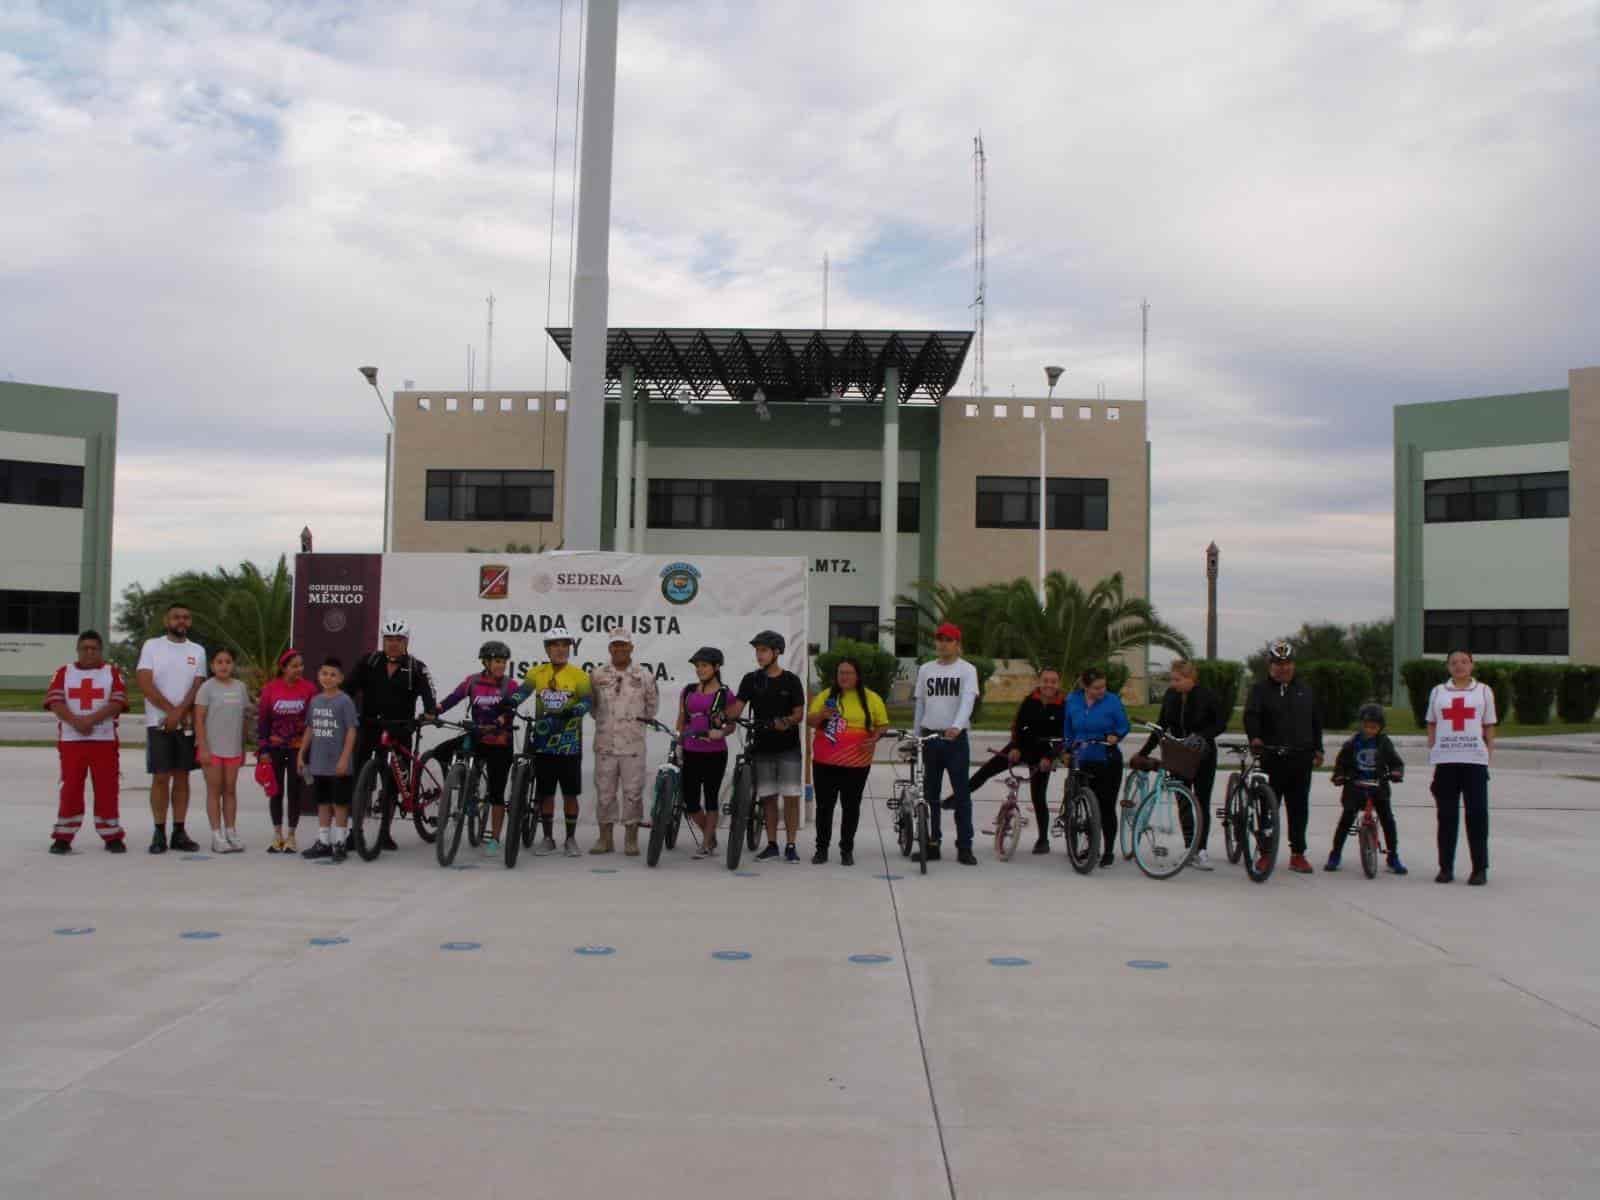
[44,629,129,853]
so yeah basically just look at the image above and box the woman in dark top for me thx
[954,667,1066,854]
[1134,659,1229,869]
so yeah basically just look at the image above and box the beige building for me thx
[390,328,1153,683]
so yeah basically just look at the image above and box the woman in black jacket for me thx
[952,667,1065,854]
[1135,659,1229,869]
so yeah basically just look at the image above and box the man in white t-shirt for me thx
[912,622,981,865]
[136,603,206,854]
[1425,649,1497,885]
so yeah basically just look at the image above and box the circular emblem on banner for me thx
[659,562,701,606]
[323,609,347,633]
[530,572,554,595]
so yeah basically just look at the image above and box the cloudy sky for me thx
[3,0,1596,657]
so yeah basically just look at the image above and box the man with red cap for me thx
[44,629,129,853]
[911,622,981,865]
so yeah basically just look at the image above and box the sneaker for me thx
[1255,855,1273,875]
[1435,869,1453,884]
[332,840,348,862]
[225,830,245,853]
[784,844,800,864]
[302,841,332,860]
[149,827,168,855]
[1099,851,1115,868]
[1032,838,1050,855]
[1324,852,1342,872]
[957,848,978,866]
[104,839,126,854]
[1467,868,1486,886]
[923,843,942,863]
[1289,854,1314,874]
[693,844,714,860]
[840,849,854,867]
[211,831,231,854]
[49,840,71,855]
[534,835,558,856]
[1188,848,1212,871]
[563,838,581,858]
[483,836,501,856]
[169,830,200,853]
[283,831,298,854]
[266,837,283,855]
[1387,853,1408,876]
[756,843,780,861]
[812,848,828,865]
[378,831,399,852]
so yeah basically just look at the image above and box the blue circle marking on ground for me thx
[712,950,752,961]
[181,931,221,940]
[440,941,482,951]
[54,927,94,936]
[733,870,760,877]
[875,874,905,881]
[574,945,616,956]
[451,864,479,871]
[988,955,1031,967]
[1127,959,1170,970]
[590,868,619,874]
[180,854,211,861]
[849,953,893,964]
[309,937,350,947]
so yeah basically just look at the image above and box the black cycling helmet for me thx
[1357,702,1386,728]
[1267,640,1295,663]
[689,646,724,667]
[750,629,786,654]
[479,639,511,661]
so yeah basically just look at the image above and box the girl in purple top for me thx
[258,649,319,853]
[677,647,732,859]
[435,639,519,854]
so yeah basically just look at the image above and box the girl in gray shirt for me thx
[195,648,252,854]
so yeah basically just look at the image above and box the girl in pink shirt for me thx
[257,649,318,853]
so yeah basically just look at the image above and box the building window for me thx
[964,404,978,417]
[1078,406,1091,420]
[993,404,1008,418]
[1424,472,1569,523]
[425,470,556,522]
[974,477,1109,530]
[647,480,920,532]
[1423,609,1568,656]
[0,459,84,509]
[828,605,879,647]
[895,604,918,658]
[1,589,79,635]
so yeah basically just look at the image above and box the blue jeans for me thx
[923,732,973,850]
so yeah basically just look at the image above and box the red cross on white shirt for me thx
[1441,695,1476,732]
[68,677,105,712]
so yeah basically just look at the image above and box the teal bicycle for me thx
[638,718,695,867]
[1119,723,1201,880]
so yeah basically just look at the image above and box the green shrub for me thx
[816,638,902,701]
[1297,660,1375,730]
[1472,661,1518,721]
[1509,664,1561,725]
[1192,659,1246,710]
[915,653,997,721]
[1400,659,1449,725]
[1556,665,1600,724]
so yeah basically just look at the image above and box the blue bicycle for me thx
[1119,723,1201,880]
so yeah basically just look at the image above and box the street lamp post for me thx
[358,366,395,552]
[1041,366,1064,604]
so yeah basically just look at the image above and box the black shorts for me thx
[146,729,197,775]
[534,754,582,799]
[312,775,354,807]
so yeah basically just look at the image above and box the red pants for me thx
[55,741,123,844]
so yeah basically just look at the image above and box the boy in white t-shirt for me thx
[1425,648,1497,886]
[135,603,207,854]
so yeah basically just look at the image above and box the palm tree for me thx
[135,557,294,686]
[993,571,1192,680]
[892,580,1021,657]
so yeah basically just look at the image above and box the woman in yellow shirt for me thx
[806,657,890,866]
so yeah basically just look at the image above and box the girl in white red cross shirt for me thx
[1425,648,1497,886]
[44,630,129,853]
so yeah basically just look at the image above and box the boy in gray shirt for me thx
[297,657,359,862]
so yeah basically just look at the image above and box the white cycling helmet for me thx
[380,617,411,639]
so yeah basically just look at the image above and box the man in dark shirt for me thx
[1243,641,1324,875]
[343,618,438,850]
[729,630,806,863]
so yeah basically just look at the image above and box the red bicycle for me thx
[350,719,451,861]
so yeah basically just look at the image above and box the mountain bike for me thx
[884,730,941,875]
[502,712,544,869]
[638,717,696,867]
[722,716,769,872]
[1054,738,1106,875]
[1217,743,1284,883]
[350,719,452,861]
[1121,723,1201,880]
[432,719,495,868]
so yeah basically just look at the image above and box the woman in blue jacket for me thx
[1062,667,1131,867]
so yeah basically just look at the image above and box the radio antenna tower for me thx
[971,133,987,397]
[485,293,495,391]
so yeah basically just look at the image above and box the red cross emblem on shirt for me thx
[1441,695,1476,732]
[68,677,105,711]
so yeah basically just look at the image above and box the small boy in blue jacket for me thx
[1326,703,1407,875]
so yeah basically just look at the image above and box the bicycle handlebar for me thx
[636,717,685,743]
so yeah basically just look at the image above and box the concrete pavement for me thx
[2,745,1597,1198]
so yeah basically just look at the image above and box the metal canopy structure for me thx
[546,327,974,404]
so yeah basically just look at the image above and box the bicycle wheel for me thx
[465,761,485,848]
[504,761,530,869]
[1242,781,1279,883]
[665,805,681,849]
[436,763,467,867]
[412,749,447,844]
[1118,773,1141,860]
[646,770,672,867]
[1358,819,1379,879]
[993,800,1021,861]
[726,759,756,871]
[915,803,930,875]
[895,785,914,858]
[1222,773,1244,864]
[351,759,383,861]
[1063,787,1100,875]
[1133,781,1197,880]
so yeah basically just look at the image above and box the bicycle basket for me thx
[1158,735,1204,781]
